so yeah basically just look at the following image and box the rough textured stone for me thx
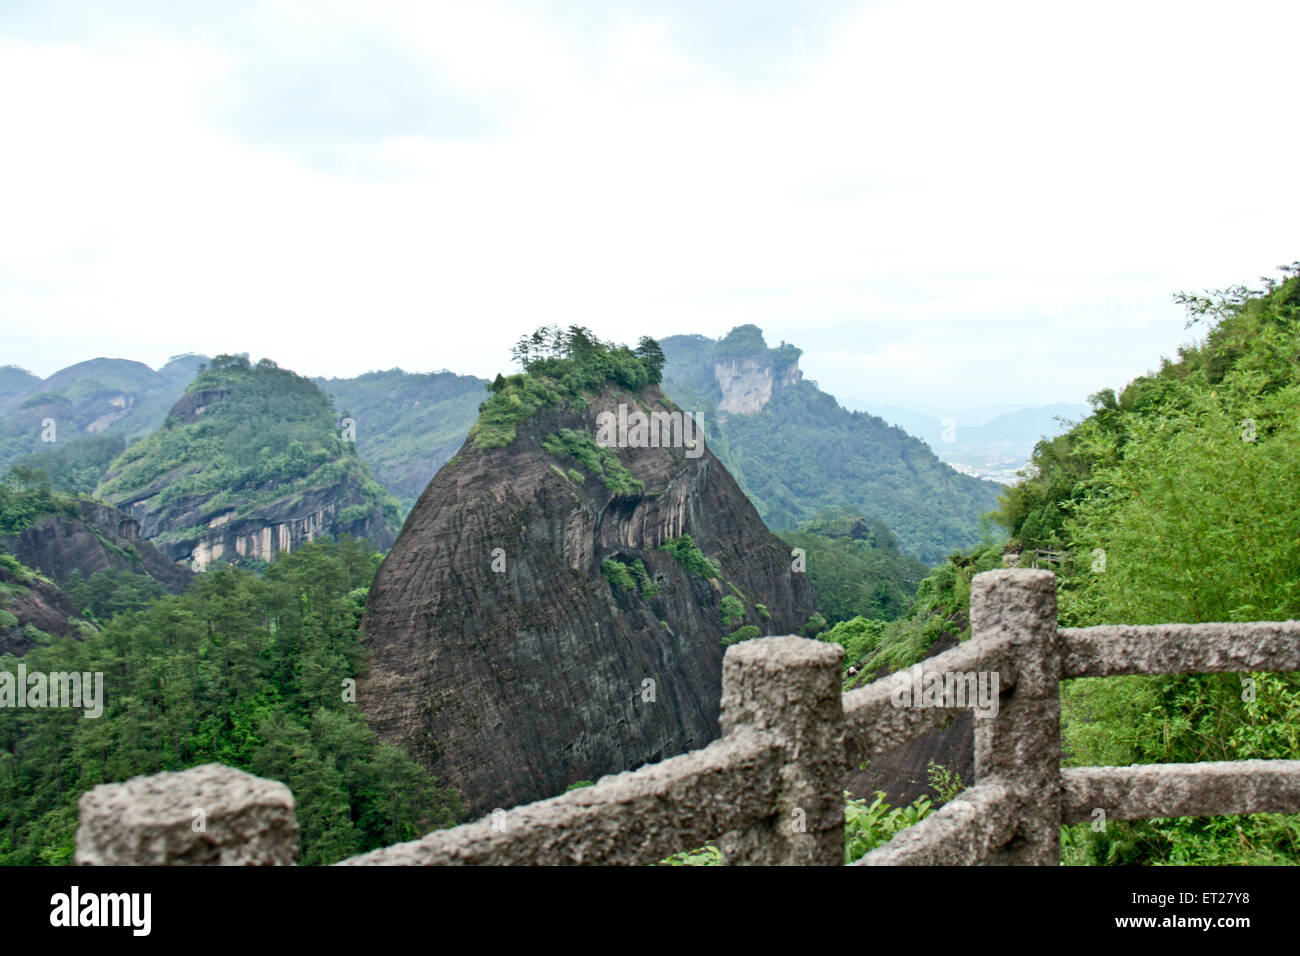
[76,763,296,866]
[340,732,782,865]
[843,632,1019,766]
[1062,621,1300,677]
[1062,760,1300,824]
[358,384,815,817]
[970,569,1060,864]
[855,782,1017,866]
[719,636,845,865]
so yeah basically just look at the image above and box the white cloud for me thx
[1,0,1297,413]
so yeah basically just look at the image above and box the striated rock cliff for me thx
[714,354,802,415]
[2,499,191,592]
[96,355,401,569]
[359,382,817,816]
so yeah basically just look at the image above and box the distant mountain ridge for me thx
[6,338,1007,565]
[0,355,206,476]
[659,326,1004,564]
[313,368,489,508]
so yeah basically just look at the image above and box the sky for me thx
[2,0,1298,418]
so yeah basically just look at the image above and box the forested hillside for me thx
[96,355,402,567]
[660,327,1003,563]
[0,539,463,865]
[997,265,1300,865]
[830,265,1300,865]
[313,368,488,509]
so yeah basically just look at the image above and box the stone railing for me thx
[74,569,1300,865]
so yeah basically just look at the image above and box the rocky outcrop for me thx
[97,357,402,569]
[0,558,85,656]
[714,355,802,415]
[176,484,395,570]
[1,499,191,592]
[359,383,817,816]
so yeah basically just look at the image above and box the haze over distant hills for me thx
[846,401,1090,484]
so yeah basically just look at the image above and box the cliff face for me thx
[96,356,402,569]
[359,383,816,816]
[0,557,84,656]
[714,355,802,415]
[1,499,191,592]
[126,478,396,570]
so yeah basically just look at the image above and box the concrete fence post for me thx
[76,763,297,865]
[970,568,1061,864]
[719,635,845,865]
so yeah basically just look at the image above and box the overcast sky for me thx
[2,0,1297,417]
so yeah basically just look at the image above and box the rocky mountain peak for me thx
[359,347,816,815]
[711,325,803,416]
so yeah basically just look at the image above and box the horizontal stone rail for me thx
[842,632,1020,765]
[854,782,1018,866]
[1061,759,1300,824]
[341,731,783,865]
[1061,621,1300,677]
[73,570,1300,865]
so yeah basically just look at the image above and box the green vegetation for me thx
[0,468,80,534]
[314,368,488,510]
[61,568,168,625]
[470,326,665,449]
[12,435,126,495]
[542,429,642,496]
[991,265,1300,865]
[0,539,462,865]
[722,624,761,647]
[600,556,659,600]
[94,355,401,557]
[719,594,744,627]
[844,792,934,863]
[830,545,1005,684]
[658,534,719,580]
[659,327,1003,563]
[0,356,204,480]
[782,514,928,625]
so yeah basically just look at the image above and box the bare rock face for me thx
[713,355,802,416]
[1,499,191,593]
[359,384,816,816]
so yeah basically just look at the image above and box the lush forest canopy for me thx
[0,539,462,866]
[780,513,929,627]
